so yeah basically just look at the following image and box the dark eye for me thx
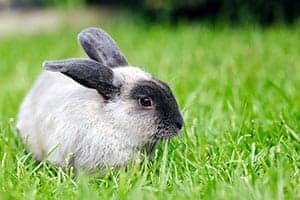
[139,96,152,107]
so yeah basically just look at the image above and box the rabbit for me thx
[16,27,184,170]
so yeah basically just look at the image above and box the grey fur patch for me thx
[43,58,120,99]
[78,27,128,68]
[130,80,184,139]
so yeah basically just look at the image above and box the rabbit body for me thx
[17,28,183,170]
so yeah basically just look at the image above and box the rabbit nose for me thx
[176,122,183,130]
[175,116,184,130]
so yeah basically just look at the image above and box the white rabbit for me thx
[17,28,183,170]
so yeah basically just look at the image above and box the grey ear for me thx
[43,59,120,99]
[78,27,128,68]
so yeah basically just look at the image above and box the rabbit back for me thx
[17,71,130,168]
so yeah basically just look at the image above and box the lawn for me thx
[0,20,299,199]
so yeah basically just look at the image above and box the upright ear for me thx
[43,59,120,99]
[78,27,128,68]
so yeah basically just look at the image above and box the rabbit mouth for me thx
[154,132,178,139]
[145,128,181,158]
[154,127,181,139]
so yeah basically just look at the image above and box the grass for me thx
[0,20,299,199]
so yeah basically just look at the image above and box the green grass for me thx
[0,21,299,199]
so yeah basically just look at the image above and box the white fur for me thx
[17,66,154,169]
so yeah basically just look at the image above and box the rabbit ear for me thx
[78,27,128,68]
[43,59,120,99]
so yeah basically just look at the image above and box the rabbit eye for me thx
[139,96,152,107]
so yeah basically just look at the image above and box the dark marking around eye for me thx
[130,80,183,130]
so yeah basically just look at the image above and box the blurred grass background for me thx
[0,0,300,199]
[1,0,300,25]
